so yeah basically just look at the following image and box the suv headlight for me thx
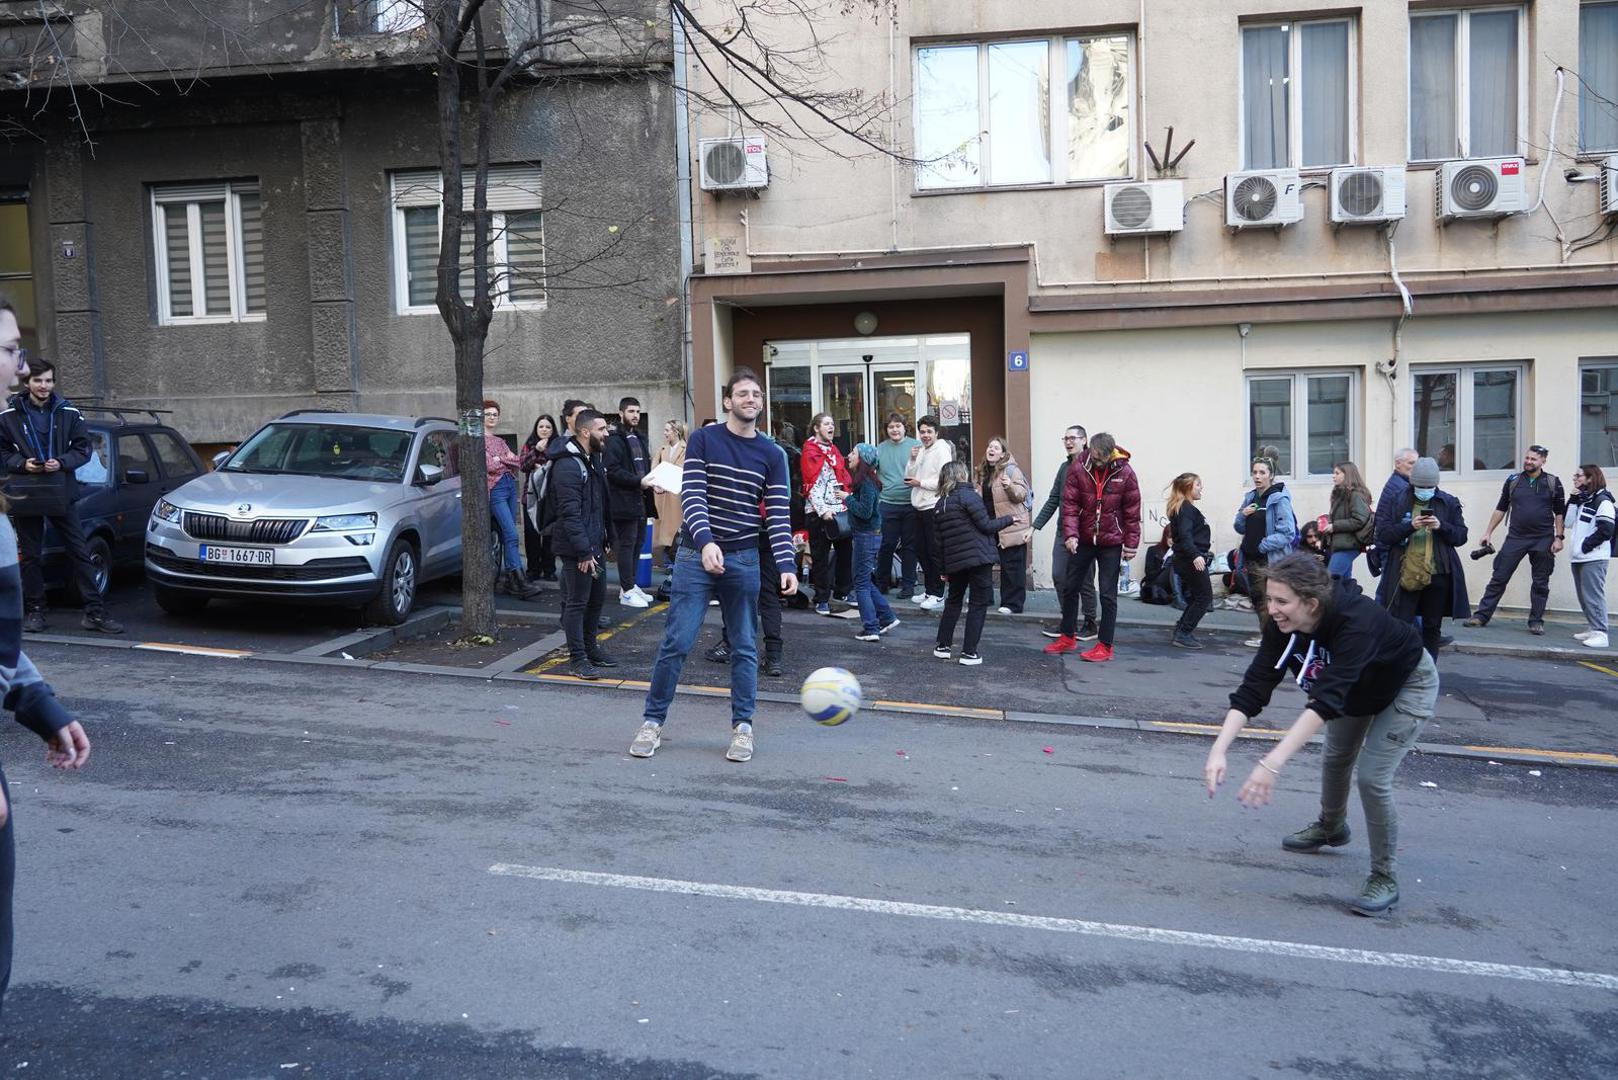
[312,513,378,532]
[153,498,182,524]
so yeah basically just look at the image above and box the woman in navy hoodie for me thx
[1204,553,1437,917]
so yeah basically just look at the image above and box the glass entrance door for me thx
[819,368,869,450]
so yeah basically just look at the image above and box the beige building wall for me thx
[1028,307,1618,615]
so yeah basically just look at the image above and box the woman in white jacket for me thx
[1567,464,1615,649]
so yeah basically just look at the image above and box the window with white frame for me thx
[390,166,545,314]
[372,1,425,33]
[151,181,264,324]
[1411,363,1523,473]
[1241,19,1355,170]
[913,34,1132,190]
[1580,359,1618,468]
[1245,371,1357,479]
[1409,7,1525,162]
[1581,3,1618,152]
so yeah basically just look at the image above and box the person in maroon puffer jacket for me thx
[1045,432,1141,663]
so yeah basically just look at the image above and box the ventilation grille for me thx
[1449,165,1499,212]
[1231,175,1279,221]
[1337,171,1384,217]
[1109,185,1154,229]
[704,143,749,186]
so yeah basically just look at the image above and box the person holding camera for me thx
[1464,445,1565,635]
[0,359,122,634]
[1376,457,1469,661]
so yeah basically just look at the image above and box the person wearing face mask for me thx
[1464,445,1566,635]
[1204,553,1438,917]
[1376,457,1469,662]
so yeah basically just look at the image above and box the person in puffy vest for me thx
[931,461,1011,667]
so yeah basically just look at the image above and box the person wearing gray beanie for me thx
[1376,457,1471,660]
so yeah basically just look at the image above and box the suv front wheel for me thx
[365,539,418,626]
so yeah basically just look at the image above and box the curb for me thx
[36,631,1615,773]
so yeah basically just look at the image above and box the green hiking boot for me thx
[1281,819,1352,852]
[1349,872,1400,916]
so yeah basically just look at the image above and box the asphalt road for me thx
[1,646,1614,1078]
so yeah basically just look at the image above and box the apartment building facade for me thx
[682,0,1618,614]
[0,1,682,445]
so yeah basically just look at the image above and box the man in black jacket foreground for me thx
[551,410,616,680]
[0,359,122,634]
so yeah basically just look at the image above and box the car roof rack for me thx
[414,416,456,427]
[74,403,174,426]
[277,408,344,419]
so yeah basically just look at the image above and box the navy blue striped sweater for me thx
[680,424,795,575]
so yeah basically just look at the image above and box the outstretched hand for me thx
[1203,748,1227,797]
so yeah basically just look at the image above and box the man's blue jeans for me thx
[490,474,522,572]
[643,544,761,727]
[877,502,916,593]
[852,529,896,634]
[1328,549,1359,581]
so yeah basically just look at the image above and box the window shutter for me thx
[163,205,193,318]
[477,165,542,211]
[504,210,545,302]
[237,190,266,314]
[198,200,231,315]
[403,206,439,307]
[392,170,443,209]
[153,182,228,204]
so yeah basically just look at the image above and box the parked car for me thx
[145,411,494,624]
[31,406,205,602]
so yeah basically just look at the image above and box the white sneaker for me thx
[1574,630,1594,641]
[1583,632,1609,649]
[629,721,662,758]
[921,594,945,611]
[631,586,655,603]
[932,646,952,659]
[996,606,1012,615]
[726,722,754,763]
[619,589,650,608]
[911,592,932,606]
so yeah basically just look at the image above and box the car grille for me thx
[182,513,308,544]
[147,546,371,582]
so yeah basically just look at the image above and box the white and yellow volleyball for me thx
[800,667,862,726]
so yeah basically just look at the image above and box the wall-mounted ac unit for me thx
[699,136,769,192]
[1226,169,1303,228]
[1103,180,1185,236]
[1601,154,1618,218]
[1436,157,1527,222]
[1329,167,1406,225]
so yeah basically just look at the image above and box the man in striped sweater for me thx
[630,368,798,763]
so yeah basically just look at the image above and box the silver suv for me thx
[145,411,474,624]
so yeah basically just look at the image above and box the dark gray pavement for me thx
[1,647,1615,1078]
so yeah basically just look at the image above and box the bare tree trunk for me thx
[435,0,499,638]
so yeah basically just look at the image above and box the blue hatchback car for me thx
[37,407,205,601]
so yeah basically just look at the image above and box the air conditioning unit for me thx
[1226,169,1303,228]
[1103,180,1185,236]
[1600,154,1618,218]
[1436,157,1527,222]
[699,135,769,192]
[1329,167,1407,225]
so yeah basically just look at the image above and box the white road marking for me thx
[488,863,1618,992]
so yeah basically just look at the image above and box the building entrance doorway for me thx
[764,335,972,459]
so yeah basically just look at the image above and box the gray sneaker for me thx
[1282,818,1352,852]
[629,721,662,758]
[1349,872,1399,916]
[726,722,754,763]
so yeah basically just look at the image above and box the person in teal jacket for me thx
[1232,455,1297,645]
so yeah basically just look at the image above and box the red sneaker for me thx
[1043,634,1079,654]
[1080,642,1114,663]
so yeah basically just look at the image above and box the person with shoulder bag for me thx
[980,437,1032,614]
[1376,457,1470,662]
[1320,461,1374,582]
[0,359,121,634]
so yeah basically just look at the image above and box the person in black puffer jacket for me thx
[931,461,1011,666]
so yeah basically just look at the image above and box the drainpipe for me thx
[673,5,697,423]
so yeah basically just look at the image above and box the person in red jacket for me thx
[801,412,855,614]
[1044,432,1140,663]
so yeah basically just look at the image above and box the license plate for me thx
[199,545,274,566]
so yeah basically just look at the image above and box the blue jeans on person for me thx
[1327,550,1358,581]
[852,529,896,634]
[877,502,917,594]
[643,543,762,728]
[490,474,522,572]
